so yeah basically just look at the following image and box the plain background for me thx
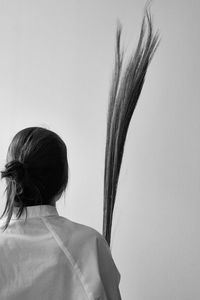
[0,0,200,299]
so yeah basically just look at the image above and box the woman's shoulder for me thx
[42,215,121,299]
[44,214,105,251]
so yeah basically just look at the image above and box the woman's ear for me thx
[51,191,63,205]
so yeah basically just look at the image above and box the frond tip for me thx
[103,8,160,247]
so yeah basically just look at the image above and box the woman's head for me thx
[0,127,69,230]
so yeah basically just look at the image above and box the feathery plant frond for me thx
[103,7,160,247]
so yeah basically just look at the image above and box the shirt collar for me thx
[12,205,59,220]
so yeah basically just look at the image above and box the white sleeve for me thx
[95,234,122,300]
[73,228,122,300]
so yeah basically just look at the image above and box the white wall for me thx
[0,1,200,299]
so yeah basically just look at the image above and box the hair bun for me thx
[1,160,26,182]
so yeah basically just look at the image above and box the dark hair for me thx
[0,127,69,230]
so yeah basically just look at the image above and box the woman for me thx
[0,127,121,300]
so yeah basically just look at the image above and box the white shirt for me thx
[0,205,121,300]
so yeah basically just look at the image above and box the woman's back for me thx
[0,127,121,299]
[0,205,121,300]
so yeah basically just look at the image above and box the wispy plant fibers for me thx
[103,7,160,247]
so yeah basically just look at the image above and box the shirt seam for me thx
[41,216,92,300]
